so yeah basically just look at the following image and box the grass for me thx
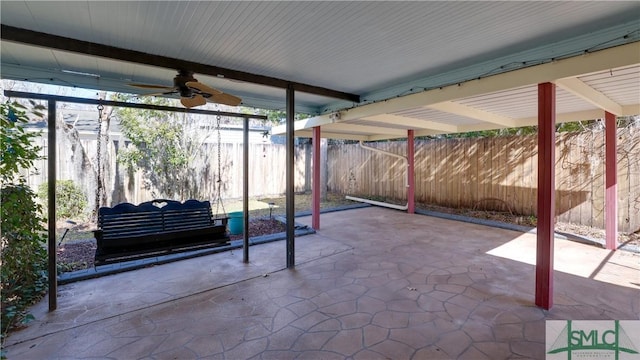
[220,192,358,219]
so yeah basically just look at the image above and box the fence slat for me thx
[326,131,639,232]
[27,128,639,232]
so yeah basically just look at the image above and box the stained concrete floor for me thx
[4,207,639,359]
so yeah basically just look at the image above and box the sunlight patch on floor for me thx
[486,233,640,289]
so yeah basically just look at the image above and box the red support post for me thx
[605,112,618,250]
[407,130,415,214]
[312,126,321,230]
[535,82,555,310]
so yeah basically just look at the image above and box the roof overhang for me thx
[1,2,639,122]
[273,42,640,140]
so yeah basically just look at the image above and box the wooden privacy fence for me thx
[327,129,640,232]
[25,126,638,232]
[26,137,311,211]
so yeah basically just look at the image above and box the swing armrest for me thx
[212,216,229,226]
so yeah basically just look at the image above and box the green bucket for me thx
[228,211,244,235]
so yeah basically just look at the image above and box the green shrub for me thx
[1,184,48,338]
[1,101,43,184]
[1,101,48,345]
[37,180,88,219]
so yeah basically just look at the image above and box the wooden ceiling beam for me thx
[516,109,607,126]
[554,77,623,115]
[427,101,517,127]
[323,123,408,136]
[0,25,360,103]
[294,130,369,141]
[362,114,459,132]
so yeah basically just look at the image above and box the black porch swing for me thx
[93,110,232,266]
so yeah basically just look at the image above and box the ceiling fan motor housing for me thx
[174,71,197,98]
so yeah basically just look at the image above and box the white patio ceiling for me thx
[1,1,639,139]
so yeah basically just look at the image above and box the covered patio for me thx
[4,207,639,359]
[2,2,639,313]
[2,3,640,357]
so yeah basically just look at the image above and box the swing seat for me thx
[93,199,230,266]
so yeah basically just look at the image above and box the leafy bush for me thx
[1,101,43,183]
[0,185,48,338]
[1,101,47,345]
[37,180,88,219]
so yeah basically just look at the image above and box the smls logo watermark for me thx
[546,320,640,359]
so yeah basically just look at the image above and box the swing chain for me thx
[217,115,222,183]
[214,114,226,216]
[97,104,104,120]
[95,103,105,217]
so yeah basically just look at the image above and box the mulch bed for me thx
[57,241,96,271]
[228,218,286,241]
[57,218,286,273]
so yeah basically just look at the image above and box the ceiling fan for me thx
[129,70,242,108]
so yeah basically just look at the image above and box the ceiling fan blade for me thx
[206,92,242,106]
[180,94,207,108]
[185,81,222,95]
[129,83,175,90]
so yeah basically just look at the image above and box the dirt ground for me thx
[417,202,639,247]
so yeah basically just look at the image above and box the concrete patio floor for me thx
[4,207,639,359]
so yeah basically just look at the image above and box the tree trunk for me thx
[56,112,98,220]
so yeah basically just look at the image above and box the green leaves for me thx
[37,180,88,219]
[1,101,48,343]
[1,185,47,341]
[0,101,43,185]
[112,94,193,199]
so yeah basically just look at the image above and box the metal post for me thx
[47,99,57,311]
[535,82,555,310]
[286,85,295,268]
[312,126,321,229]
[605,111,618,250]
[407,130,415,214]
[243,116,250,263]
